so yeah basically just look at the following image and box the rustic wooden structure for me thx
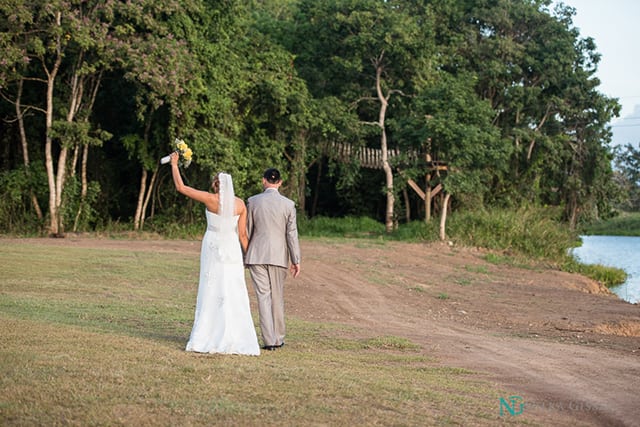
[324,142,450,239]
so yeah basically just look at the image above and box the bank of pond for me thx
[571,235,639,304]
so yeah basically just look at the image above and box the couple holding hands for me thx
[169,152,301,356]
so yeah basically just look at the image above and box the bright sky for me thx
[555,0,640,147]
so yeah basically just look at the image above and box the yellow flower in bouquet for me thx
[174,138,193,168]
[160,138,194,167]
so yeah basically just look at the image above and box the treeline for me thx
[0,0,632,236]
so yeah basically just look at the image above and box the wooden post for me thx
[403,187,410,223]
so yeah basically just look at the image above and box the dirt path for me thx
[287,240,640,426]
[15,236,640,425]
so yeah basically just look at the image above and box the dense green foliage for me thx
[613,144,640,212]
[1,0,635,237]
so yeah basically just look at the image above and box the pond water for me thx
[571,235,639,304]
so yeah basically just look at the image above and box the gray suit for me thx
[245,188,301,347]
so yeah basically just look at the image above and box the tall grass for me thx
[581,211,640,236]
[444,206,578,260]
[561,258,628,288]
[300,207,577,260]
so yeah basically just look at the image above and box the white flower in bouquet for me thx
[161,138,193,167]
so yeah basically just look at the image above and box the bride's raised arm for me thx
[170,152,213,205]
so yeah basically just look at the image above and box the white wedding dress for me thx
[185,174,260,356]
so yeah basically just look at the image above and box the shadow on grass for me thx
[0,295,191,348]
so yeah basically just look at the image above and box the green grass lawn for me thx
[0,241,529,426]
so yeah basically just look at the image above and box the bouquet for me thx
[161,138,193,168]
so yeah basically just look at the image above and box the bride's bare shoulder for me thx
[204,193,220,214]
[234,197,246,216]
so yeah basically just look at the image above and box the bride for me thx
[170,152,260,355]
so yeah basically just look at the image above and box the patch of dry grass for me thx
[0,241,530,426]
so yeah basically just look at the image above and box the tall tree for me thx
[432,0,619,223]
[613,144,640,211]
[288,0,436,231]
[0,0,197,235]
[114,0,201,230]
[0,0,111,235]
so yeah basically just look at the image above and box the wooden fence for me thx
[325,142,422,169]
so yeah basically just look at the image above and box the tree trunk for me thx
[133,115,155,231]
[373,57,394,233]
[403,187,410,223]
[294,149,306,215]
[566,192,579,230]
[16,78,43,220]
[70,144,79,177]
[80,144,88,199]
[72,145,89,232]
[44,34,64,236]
[140,168,159,230]
[381,138,394,232]
[439,193,451,241]
[286,130,307,215]
[72,71,102,232]
[54,147,70,235]
[312,160,322,217]
[134,169,148,231]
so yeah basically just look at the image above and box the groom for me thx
[245,168,301,350]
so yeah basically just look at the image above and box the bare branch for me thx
[350,96,377,109]
[360,121,382,128]
[389,89,410,98]
[20,76,48,84]
[0,91,47,115]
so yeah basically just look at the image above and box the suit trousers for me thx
[248,264,287,346]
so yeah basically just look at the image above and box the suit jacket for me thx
[245,188,301,269]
